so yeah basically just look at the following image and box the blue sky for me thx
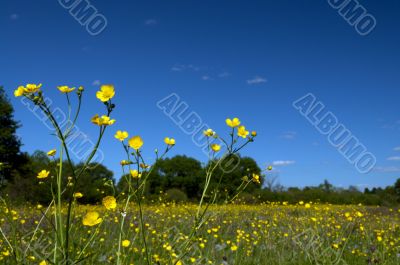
[1,0,399,188]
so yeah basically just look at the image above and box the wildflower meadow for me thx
[0,84,399,265]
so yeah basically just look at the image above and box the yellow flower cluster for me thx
[102,196,117,210]
[128,136,144,150]
[14,83,42,97]
[96,84,115,102]
[82,211,103,226]
[91,114,116,126]
[164,137,176,146]
[37,170,50,179]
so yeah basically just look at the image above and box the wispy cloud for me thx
[272,160,295,166]
[280,131,296,140]
[387,156,400,161]
[92,80,101,86]
[10,14,19,20]
[394,146,400,151]
[247,76,267,85]
[144,19,158,26]
[218,72,231,78]
[170,64,200,72]
[373,166,400,173]
[201,75,211,81]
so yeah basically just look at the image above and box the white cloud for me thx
[201,75,210,81]
[373,166,400,173]
[92,80,101,86]
[387,156,400,161]
[10,14,19,20]
[280,131,296,140]
[394,146,400,151]
[171,66,183,72]
[218,72,231,78]
[145,19,158,25]
[272,160,295,166]
[247,76,267,85]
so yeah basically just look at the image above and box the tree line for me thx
[1,86,400,206]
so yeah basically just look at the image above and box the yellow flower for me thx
[129,136,144,150]
[96,84,115,102]
[73,192,83,199]
[252,173,260,184]
[23,83,42,93]
[122,240,131,247]
[47,149,56,157]
[82,211,102,226]
[14,86,25,97]
[115,130,129,141]
[211,144,221,152]
[267,165,273,171]
[130,170,141,179]
[102,196,117,210]
[140,163,150,169]
[164,137,176,146]
[57,86,75,93]
[237,126,249,138]
[120,160,133,166]
[37,170,50,179]
[203,129,215,137]
[225,117,240,128]
[91,114,116,126]
[231,244,238,251]
[39,261,48,265]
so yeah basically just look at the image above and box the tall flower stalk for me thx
[13,83,116,264]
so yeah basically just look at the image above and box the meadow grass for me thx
[1,202,399,264]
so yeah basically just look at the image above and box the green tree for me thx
[394,178,400,196]
[0,86,24,185]
[140,155,203,199]
[5,150,53,203]
[74,162,115,204]
[206,155,262,200]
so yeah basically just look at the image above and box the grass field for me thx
[1,202,399,265]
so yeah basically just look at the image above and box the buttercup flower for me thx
[140,163,150,169]
[267,165,273,171]
[73,192,83,199]
[57,86,75,93]
[24,83,42,93]
[164,137,176,146]
[129,136,144,150]
[102,196,117,210]
[91,114,116,126]
[130,169,141,179]
[120,160,133,166]
[252,173,261,184]
[115,130,129,141]
[14,86,25,97]
[122,240,131,247]
[251,131,257,137]
[237,126,249,138]
[47,149,56,157]
[211,144,221,152]
[203,129,215,137]
[96,84,115,102]
[82,211,102,226]
[226,117,241,128]
[37,170,50,179]
[39,261,48,265]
